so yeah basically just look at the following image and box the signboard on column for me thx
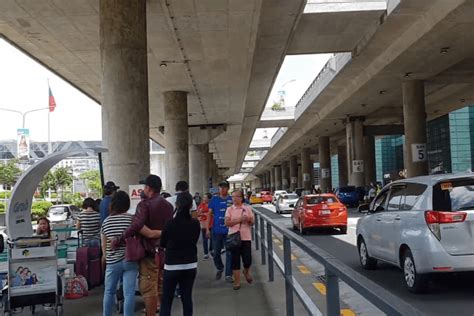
[17,128,30,161]
[321,168,330,179]
[411,143,427,162]
[129,184,144,215]
[303,173,311,181]
[352,160,364,173]
[291,177,297,184]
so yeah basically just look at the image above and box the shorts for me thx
[139,257,159,299]
[230,240,252,270]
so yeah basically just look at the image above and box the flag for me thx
[49,85,56,112]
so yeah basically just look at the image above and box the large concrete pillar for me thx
[281,161,289,190]
[189,144,208,196]
[346,117,365,187]
[319,137,332,192]
[270,169,275,192]
[100,0,149,189]
[297,164,303,189]
[364,135,376,185]
[275,165,282,190]
[301,148,312,191]
[164,91,188,192]
[289,156,298,192]
[337,145,348,187]
[402,80,428,177]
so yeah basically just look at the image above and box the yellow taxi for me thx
[249,192,264,205]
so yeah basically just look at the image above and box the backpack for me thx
[64,275,88,299]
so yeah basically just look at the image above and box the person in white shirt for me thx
[166,181,197,214]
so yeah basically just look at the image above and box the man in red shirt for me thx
[123,175,173,315]
[197,193,212,259]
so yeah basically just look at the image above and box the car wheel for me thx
[358,238,377,270]
[340,226,347,234]
[402,249,427,293]
[299,222,306,235]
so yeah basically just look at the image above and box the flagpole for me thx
[47,79,52,154]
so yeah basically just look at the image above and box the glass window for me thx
[433,179,474,211]
[387,186,405,211]
[371,190,389,211]
[400,183,427,210]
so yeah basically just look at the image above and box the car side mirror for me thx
[358,204,370,213]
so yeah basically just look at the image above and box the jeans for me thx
[201,229,209,255]
[160,268,197,316]
[83,238,100,247]
[212,233,232,277]
[103,260,138,316]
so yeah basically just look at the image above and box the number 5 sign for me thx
[411,143,427,162]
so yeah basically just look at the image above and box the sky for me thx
[253,53,332,140]
[0,38,102,142]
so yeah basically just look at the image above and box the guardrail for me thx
[251,207,422,316]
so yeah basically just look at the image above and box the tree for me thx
[38,171,55,198]
[79,170,102,198]
[0,159,21,189]
[53,167,73,203]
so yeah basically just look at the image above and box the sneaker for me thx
[216,270,223,280]
[225,276,233,283]
[203,254,209,260]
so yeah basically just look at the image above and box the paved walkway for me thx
[11,246,275,315]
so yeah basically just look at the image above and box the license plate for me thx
[320,210,331,215]
[289,204,294,208]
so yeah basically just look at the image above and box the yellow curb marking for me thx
[278,245,284,250]
[340,309,356,316]
[313,282,326,295]
[297,265,311,274]
[291,254,297,260]
[273,238,281,244]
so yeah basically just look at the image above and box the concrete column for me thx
[346,117,365,187]
[265,171,269,190]
[189,144,208,196]
[100,0,149,189]
[274,165,282,190]
[301,148,312,191]
[337,145,348,187]
[289,156,298,192]
[297,164,303,189]
[281,161,289,190]
[319,137,332,192]
[403,80,428,177]
[164,91,188,192]
[364,135,376,185]
[270,169,275,191]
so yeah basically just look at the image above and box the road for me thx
[254,204,474,316]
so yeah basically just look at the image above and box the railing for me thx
[249,138,272,149]
[261,106,296,120]
[251,207,422,316]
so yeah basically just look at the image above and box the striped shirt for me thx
[101,214,133,264]
[77,211,101,241]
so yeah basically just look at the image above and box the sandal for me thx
[244,273,253,284]
[233,284,241,290]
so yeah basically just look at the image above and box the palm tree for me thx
[53,167,73,203]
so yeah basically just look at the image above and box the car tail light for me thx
[424,211,467,240]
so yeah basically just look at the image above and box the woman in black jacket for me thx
[160,192,200,316]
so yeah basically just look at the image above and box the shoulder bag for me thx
[125,235,145,262]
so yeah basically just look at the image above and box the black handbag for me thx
[225,209,244,251]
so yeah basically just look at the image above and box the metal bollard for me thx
[266,222,274,282]
[283,236,294,316]
[254,214,259,250]
[260,216,266,265]
[325,267,340,316]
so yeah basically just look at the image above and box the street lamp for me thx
[0,107,49,128]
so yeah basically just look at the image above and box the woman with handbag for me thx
[225,189,255,290]
[159,192,200,316]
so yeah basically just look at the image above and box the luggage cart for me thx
[3,237,63,316]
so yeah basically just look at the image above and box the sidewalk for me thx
[12,247,275,315]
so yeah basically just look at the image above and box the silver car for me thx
[356,173,474,293]
[276,193,299,214]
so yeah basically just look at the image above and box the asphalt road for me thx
[254,204,474,316]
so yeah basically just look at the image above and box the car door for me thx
[292,198,302,226]
[366,189,390,258]
[378,184,406,263]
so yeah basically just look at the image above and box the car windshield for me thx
[49,207,67,215]
[306,196,337,205]
[339,186,356,193]
[282,194,298,200]
[433,179,474,211]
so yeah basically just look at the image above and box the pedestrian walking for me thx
[122,175,173,315]
[99,181,119,224]
[101,191,138,316]
[225,189,254,290]
[197,193,212,260]
[206,180,233,282]
[166,181,197,213]
[159,192,200,316]
[76,197,101,247]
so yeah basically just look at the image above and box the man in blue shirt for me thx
[206,180,233,282]
[99,181,119,224]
